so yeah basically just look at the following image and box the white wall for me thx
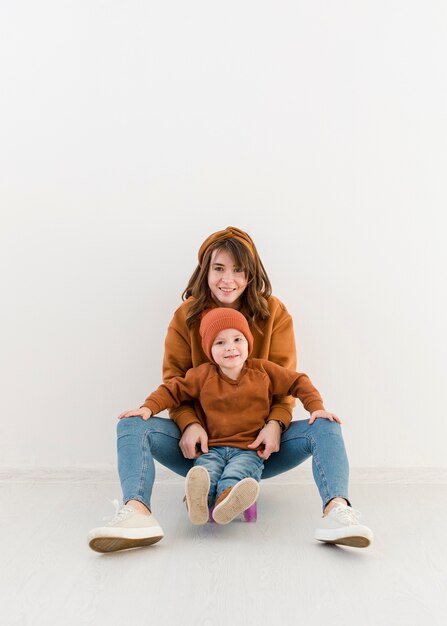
[1,0,446,469]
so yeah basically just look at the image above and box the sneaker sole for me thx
[89,534,163,553]
[88,527,164,553]
[212,478,259,525]
[315,525,373,548]
[185,466,210,525]
[316,535,371,548]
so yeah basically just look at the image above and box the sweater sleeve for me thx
[261,360,325,415]
[161,303,204,432]
[162,305,193,380]
[266,299,298,424]
[142,367,205,417]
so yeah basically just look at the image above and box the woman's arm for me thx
[246,299,297,457]
[162,303,209,457]
[264,298,298,424]
[162,305,204,432]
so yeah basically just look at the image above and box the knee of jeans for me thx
[116,416,144,438]
[310,418,342,436]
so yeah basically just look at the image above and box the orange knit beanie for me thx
[199,308,254,361]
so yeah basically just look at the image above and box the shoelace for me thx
[332,505,361,525]
[102,499,134,525]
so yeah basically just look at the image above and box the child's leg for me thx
[215,449,264,502]
[194,448,226,507]
[212,450,264,525]
[185,465,210,525]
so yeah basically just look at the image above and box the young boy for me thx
[118,307,341,525]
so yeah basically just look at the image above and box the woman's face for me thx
[207,248,248,308]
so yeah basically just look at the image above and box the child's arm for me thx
[118,366,206,422]
[262,360,342,423]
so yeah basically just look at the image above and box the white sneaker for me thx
[88,500,164,553]
[212,478,260,525]
[185,466,210,525]
[314,504,373,548]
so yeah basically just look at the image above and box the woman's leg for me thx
[261,418,350,511]
[117,416,193,510]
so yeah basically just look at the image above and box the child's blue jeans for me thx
[193,447,264,507]
[117,416,350,512]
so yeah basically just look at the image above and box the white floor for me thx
[1,476,446,626]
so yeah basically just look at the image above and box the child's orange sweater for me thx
[143,358,324,449]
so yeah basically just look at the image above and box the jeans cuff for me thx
[323,496,351,512]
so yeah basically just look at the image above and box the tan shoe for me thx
[88,500,164,553]
[185,466,210,525]
[212,478,260,525]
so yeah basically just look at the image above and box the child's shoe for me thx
[314,503,373,548]
[212,478,260,525]
[88,500,164,553]
[185,466,210,525]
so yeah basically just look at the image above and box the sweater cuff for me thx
[141,400,162,415]
[267,406,292,428]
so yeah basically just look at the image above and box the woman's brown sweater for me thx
[161,296,301,433]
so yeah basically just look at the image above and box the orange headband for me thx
[197,226,255,265]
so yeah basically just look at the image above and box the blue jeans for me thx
[117,417,350,512]
[194,447,264,507]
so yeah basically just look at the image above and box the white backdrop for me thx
[1,0,446,470]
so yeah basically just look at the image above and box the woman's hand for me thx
[117,407,152,421]
[247,421,281,460]
[179,423,209,459]
[309,410,342,425]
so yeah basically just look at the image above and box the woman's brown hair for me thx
[182,237,272,330]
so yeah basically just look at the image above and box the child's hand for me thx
[117,407,152,421]
[309,410,342,425]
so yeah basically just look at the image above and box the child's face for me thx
[207,249,248,308]
[211,328,249,373]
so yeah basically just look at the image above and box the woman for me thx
[88,226,373,552]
